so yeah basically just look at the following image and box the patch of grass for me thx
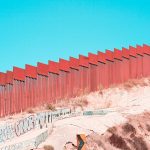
[43,145,54,150]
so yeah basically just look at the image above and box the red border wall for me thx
[0,44,150,117]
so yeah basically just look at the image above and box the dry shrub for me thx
[131,136,148,150]
[124,78,149,91]
[46,104,56,111]
[43,145,54,150]
[109,133,130,150]
[146,124,150,131]
[139,81,148,87]
[27,108,34,114]
[124,80,135,90]
[107,126,117,133]
[98,84,104,91]
[122,123,136,134]
[74,98,88,108]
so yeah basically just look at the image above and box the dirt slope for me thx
[39,77,150,149]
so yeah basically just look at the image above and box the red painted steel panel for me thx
[97,51,106,63]
[88,53,98,91]
[89,64,98,91]
[48,61,59,74]
[25,64,37,78]
[70,57,79,70]
[13,67,25,113]
[0,85,5,117]
[59,71,65,99]
[69,57,79,97]
[97,51,108,88]
[79,55,89,67]
[0,72,6,85]
[69,68,80,97]
[129,46,137,79]
[60,71,69,99]
[143,54,150,77]
[143,44,150,76]
[48,61,59,103]
[105,50,114,62]
[12,80,17,113]
[122,57,130,82]
[137,55,143,78]
[113,59,122,84]
[59,59,70,72]
[98,62,108,88]
[88,53,98,65]
[37,62,48,76]
[6,71,13,84]
[114,49,122,61]
[19,81,24,112]
[122,47,129,59]
[33,78,37,107]
[25,77,35,110]
[113,49,123,84]
[105,50,114,86]
[113,49,122,84]
[129,56,137,79]
[136,45,143,56]
[121,47,130,82]
[15,80,19,113]
[11,80,16,114]
[37,63,48,106]
[136,45,143,78]
[79,66,90,94]
[5,71,13,115]
[25,77,29,110]
[5,84,13,115]
[13,67,25,81]
[79,55,89,94]
[0,73,6,117]
[129,46,137,57]
[143,44,150,55]
[107,60,114,86]
[48,73,54,103]
[59,59,70,100]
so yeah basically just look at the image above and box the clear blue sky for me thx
[0,0,150,72]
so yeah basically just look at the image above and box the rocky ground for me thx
[86,112,150,150]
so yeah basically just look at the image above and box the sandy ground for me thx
[39,112,126,149]
[38,78,150,149]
